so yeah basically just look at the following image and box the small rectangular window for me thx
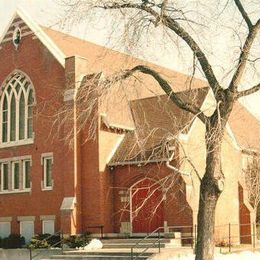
[23,160,31,189]
[12,162,20,190]
[43,157,53,189]
[0,222,11,238]
[42,220,55,235]
[1,163,9,191]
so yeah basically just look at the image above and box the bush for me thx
[215,240,231,247]
[63,233,90,248]
[0,237,2,248]
[2,234,25,249]
[28,234,61,249]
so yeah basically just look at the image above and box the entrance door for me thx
[132,179,163,233]
[20,221,34,243]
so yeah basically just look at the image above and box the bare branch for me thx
[105,64,208,124]
[161,0,169,17]
[248,57,260,63]
[163,16,221,95]
[98,2,159,18]
[236,82,260,99]
[96,1,221,96]
[234,0,253,30]
[229,19,260,93]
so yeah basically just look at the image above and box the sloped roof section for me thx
[109,88,209,165]
[229,102,260,153]
[42,27,208,128]
[41,24,260,157]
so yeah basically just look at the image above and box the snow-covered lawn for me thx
[149,251,260,260]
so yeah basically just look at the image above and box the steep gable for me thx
[0,8,65,67]
[0,16,33,45]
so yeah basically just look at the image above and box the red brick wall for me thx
[238,183,252,244]
[100,167,114,233]
[0,33,193,237]
[0,34,75,235]
[80,128,103,233]
[111,162,193,233]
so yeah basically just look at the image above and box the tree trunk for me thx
[195,120,224,260]
[195,175,220,259]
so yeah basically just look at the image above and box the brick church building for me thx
[0,8,259,243]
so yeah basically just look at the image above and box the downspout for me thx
[166,151,190,176]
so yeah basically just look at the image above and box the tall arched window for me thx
[0,72,35,144]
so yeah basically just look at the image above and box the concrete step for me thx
[101,238,170,244]
[49,255,148,259]
[48,251,151,259]
[102,243,165,248]
[100,238,171,249]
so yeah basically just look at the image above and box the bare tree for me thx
[57,1,260,259]
[244,156,260,223]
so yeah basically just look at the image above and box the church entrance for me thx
[131,178,164,233]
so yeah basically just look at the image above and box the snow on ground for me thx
[83,239,103,250]
[149,251,260,260]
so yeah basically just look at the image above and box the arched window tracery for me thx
[0,71,35,144]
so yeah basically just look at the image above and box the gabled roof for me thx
[109,88,209,165]
[41,24,260,159]
[42,27,208,128]
[0,8,65,66]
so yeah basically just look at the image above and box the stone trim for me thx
[0,217,12,222]
[41,153,53,165]
[40,215,56,221]
[60,197,75,211]
[0,155,32,163]
[17,216,35,221]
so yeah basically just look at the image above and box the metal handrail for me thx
[129,222,260,258]
[130,225,196,259]
[130,227,163,260]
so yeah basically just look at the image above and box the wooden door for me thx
[132,179,163,233]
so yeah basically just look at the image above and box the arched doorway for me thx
[131,178,164,233]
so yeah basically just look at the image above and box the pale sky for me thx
[0,0,259,119]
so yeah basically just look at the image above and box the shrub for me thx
[63,233,90,248]
[28,234,61,249]
[215,240,231,247]
[0,237,2,248]
[2,234,25,249]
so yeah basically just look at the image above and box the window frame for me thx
[42,155,53,191]
[0,221,11,238]
[0,71,35,148]
[11,161,20,191]
[0,156,31,194]
[0,162,9,191]
[42,220,55,235]
[23,159,31,190]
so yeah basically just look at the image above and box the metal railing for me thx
[130,226,163,260]
[130,222,260,259]
[29,230,64,260]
